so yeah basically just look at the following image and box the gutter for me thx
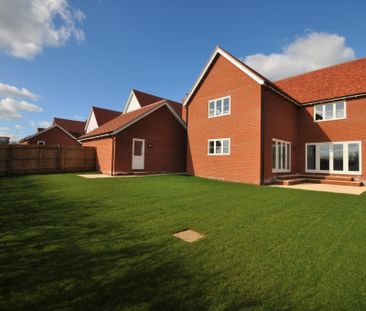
[301,92,366,106]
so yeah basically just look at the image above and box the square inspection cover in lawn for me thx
[173,229,204,243]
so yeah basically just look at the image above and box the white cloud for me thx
[0,82,40,100]
[0,97,43,120]
[30,120,52,128]
[39,120,52,128]
[0,0,85,59]
[0,127,10,132]
[74,114,85,121]
[243,32,356,81]
[14,124,22,129]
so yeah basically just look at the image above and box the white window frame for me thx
[37,141,45,146]
[314,101,346,122]
[305,141,362,175]
[272,138,291,173]
[208,138,230,156]
[208,96,231,118]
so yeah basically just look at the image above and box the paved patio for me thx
[78,173,183,179]
[270,183,366,195]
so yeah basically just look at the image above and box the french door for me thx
[306,141,361,175]
[272,139,291,173]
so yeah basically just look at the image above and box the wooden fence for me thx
[0,145,96,176]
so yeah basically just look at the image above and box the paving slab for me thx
[270,183,366,195]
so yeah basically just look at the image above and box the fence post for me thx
[57,145,61,173]
[6,145,11,175]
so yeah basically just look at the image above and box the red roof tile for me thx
[53,118,86,138]
[92,106,121,126]
[80,100,184,140]
[275,57,366,104]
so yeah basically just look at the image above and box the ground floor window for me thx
[272,139,291,173]
[208,138,230,155]
[306,141,361,175]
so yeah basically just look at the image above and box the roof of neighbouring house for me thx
[19,124,80,144]
[275,57,366,104]
[79,100,185,141]
[53,117,86,138]
[92,106,121,126]
[132,89,166,107]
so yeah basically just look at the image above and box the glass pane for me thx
[333,144,344,171]
[320,144,330,170]
[307,145,316,170]
[315,106,323,120]
[324,104,333,120]
[272,141,276,169]
[282,143,286,170]
[215,140,222,154]
[134,141,143,156]
[208,141,215,154]
[278,142,282,170]
[348,143,360,171]
[223,140,229,154]
[335,102,345,119]
[286,144,290,170]
[209,102,215,117]
[216,100,222,115]
[223,98,230,114]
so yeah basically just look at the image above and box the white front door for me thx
[132,138,145,170]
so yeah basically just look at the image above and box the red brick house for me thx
[79,92,186,175]
[184,46,366,186]
[20,118,86,146]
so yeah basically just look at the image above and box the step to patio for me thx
[274,178,308,186]
[276,174,355,182]
[275,177,363,187]
[306,178,363,187]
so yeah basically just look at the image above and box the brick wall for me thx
[262,87,298,182]
[186,54,262,184]
[297,97,366,178]
[82,137,113,174]
[113,106,186,174]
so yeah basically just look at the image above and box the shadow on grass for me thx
[0,177,213,310]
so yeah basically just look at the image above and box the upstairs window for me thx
[37,141,45,146]
[208,138,230,155]
[208,96,230,118]
[314,101,346,122]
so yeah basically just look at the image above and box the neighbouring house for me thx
[79,91,187,175]
[0,136,10,145]
[184,46,366,186]
[20,117,86,146]
[85,106,121,134]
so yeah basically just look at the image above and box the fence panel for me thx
[0,145,95,176]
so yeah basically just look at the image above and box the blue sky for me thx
[1,0,366,140]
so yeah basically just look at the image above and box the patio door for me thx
[132,138,145,170]
[306,141,361,175]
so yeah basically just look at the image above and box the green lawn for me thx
[1,174,366,310]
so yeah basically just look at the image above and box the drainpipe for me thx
[260,86,265,185]
[111,136,116,176]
